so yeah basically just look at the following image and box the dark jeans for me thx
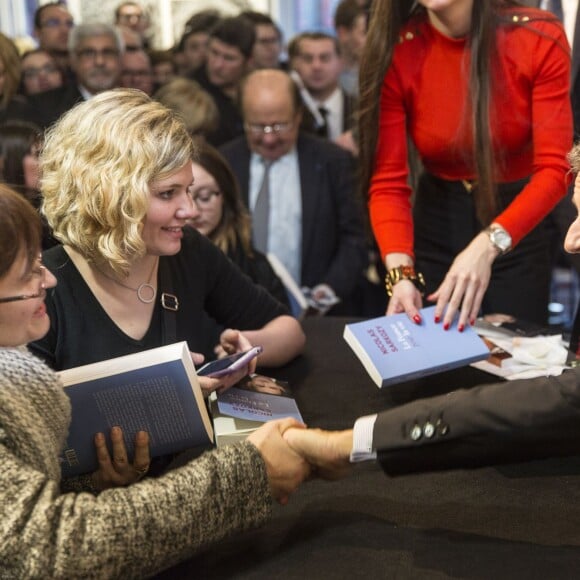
[413,173,551,325]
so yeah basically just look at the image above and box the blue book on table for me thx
[343,306,489,389]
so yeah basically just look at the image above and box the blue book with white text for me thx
[343,306,489,388]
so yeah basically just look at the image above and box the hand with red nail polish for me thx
[413,314,422,324]
[443,322,450,331]
[458,324,464,332]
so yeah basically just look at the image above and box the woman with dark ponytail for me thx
[359,0,572,329]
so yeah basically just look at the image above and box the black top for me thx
[227,240,289,308]
[30,228,287,369]
[190,66,245,147]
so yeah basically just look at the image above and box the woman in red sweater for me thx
[359,0,572,329]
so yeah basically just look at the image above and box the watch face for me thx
[490,229,511,252]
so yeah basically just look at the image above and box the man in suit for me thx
[220,69,366,314]
[27,23,123,129]
[288,32,357,147]
[283,141,580,476]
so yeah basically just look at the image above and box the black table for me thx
[158,317,580,579]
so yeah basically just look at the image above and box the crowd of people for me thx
[3,0,580,576]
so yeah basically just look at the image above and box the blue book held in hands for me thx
[343,306,490,389]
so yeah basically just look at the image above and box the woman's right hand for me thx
[191,350,251,397]
[386,279,424,323]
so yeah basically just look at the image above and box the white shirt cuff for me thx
[350,413,378,463]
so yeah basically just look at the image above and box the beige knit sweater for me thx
[0,346,272,579]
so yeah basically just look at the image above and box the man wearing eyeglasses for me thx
[220,69,367,316]
[33,2,75,80]
[26,23,123,130]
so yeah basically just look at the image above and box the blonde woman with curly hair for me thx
[32,88,304,384]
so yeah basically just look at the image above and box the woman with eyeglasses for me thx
[19,49,63,96]
[189,142,290,308]
[0,184,309,576]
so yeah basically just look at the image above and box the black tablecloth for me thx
[156,317,580,579]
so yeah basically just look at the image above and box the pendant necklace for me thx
[94,257,159,304]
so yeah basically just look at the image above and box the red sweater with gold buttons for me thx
[369,7,572,260]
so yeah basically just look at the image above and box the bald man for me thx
[220,70,366,314]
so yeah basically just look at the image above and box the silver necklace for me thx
[94,258,159,304]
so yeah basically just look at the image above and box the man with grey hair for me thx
[26,23,124,129]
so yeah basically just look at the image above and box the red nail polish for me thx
[434,315,440,323]
[413,315,421,324]
[470,318,475,326]
[443,322,450,331]
[458,324,464,332]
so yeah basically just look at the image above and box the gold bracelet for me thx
[385,265,426,297]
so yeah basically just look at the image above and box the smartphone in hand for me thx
[197,346,263,378]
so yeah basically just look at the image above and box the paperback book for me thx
[209,375,303,446]
[343,306,489,389]
[58,341,213,477]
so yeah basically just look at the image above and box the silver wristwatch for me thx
[486,225,512,255]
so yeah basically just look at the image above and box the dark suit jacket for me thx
[24,84,84,130]
[374,312,580,476]
[190,66,245,147]
[220,133,367,301]
[300,89,357,138]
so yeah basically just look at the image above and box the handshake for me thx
[246,418,355,505]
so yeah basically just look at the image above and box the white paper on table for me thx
[472,329,570,380]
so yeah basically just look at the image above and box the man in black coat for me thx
[220,69,366,314]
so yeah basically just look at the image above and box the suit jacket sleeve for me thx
[312,144,367,297]
[374,367,580,475]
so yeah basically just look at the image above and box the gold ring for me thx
[134,465,149,479]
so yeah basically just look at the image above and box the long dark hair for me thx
[0,121,42,201]
[358,0,542,226]
[193,141,254,256]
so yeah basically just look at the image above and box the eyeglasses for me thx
[245,122,293,135]
[0,259,48,304]
[191,188,221,207]
[76,48,120,61]
[22,64,60,79]
[40,18,74,29]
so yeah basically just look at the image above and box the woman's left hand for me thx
[90,427,150,491]
[428,231,498,330]
[194,330,257,397]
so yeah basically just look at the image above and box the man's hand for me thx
[247,418,311,505]
[283,428,353,480]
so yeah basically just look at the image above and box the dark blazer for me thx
[24,84,84,130]
[190,66,245,147]
[300,89,357,138]
[374,307,580,475]
[220,133,367,301]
